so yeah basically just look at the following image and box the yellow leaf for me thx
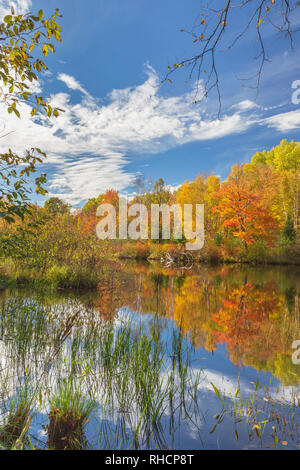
[42,45,48,57]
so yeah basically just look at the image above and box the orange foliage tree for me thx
[213,165,279,248]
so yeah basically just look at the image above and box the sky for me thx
[1,0,300,206]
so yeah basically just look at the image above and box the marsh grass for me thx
[210,378,300,449]
[48,378,96,450]
[0,385,32,449]
[0,293,299,450]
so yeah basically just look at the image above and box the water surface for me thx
[0,261,299,450]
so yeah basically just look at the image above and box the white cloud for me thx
[58,73,91,98]
[232,100,259,112]
[0,0,31,17]
[263,109,300,131]
[0,65,295,206]
[165,184,181,193]
[0,67,254,205]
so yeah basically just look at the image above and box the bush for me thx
[119,241,150,259]
[244,240,269,264]
[45,264,99,289]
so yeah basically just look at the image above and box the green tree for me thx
[283,214,296,243]
[44,198,71,217]
[82,195,104,215]
[0,7,63,224]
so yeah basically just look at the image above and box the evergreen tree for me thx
[283,214,296,243]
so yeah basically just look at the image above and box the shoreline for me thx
[1,256,300,293]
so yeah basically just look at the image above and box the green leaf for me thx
[211,382,225,407]
[13,108,20,118]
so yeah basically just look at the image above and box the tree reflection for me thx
[104,263,300,386]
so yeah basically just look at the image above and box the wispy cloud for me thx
[0,67,254,204]
[262,109,300,132]
[0,65,299,205]
[58,73,91,98]
[232,100,259,112]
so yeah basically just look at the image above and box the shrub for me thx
[245,240,269,264]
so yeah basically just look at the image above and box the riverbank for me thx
[2,243,300,291]
[117,239,300,266]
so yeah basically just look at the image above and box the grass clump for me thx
[0,386,32,449]
[48,378,96,450]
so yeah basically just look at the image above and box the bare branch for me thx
[163,0,300,116]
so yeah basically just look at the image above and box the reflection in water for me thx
[0,261,299,449]
[111,263,300,386]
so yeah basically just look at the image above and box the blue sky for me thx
[1,0,300,206]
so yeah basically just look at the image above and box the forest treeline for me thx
[1,139,300,288]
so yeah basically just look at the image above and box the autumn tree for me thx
[177,175,206,206]
[213,164,279,248]
[177,174,221,238]
[101,189,119,208]
[252,140,300,229]
[204,175,220,235]
[80,194,104,234]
